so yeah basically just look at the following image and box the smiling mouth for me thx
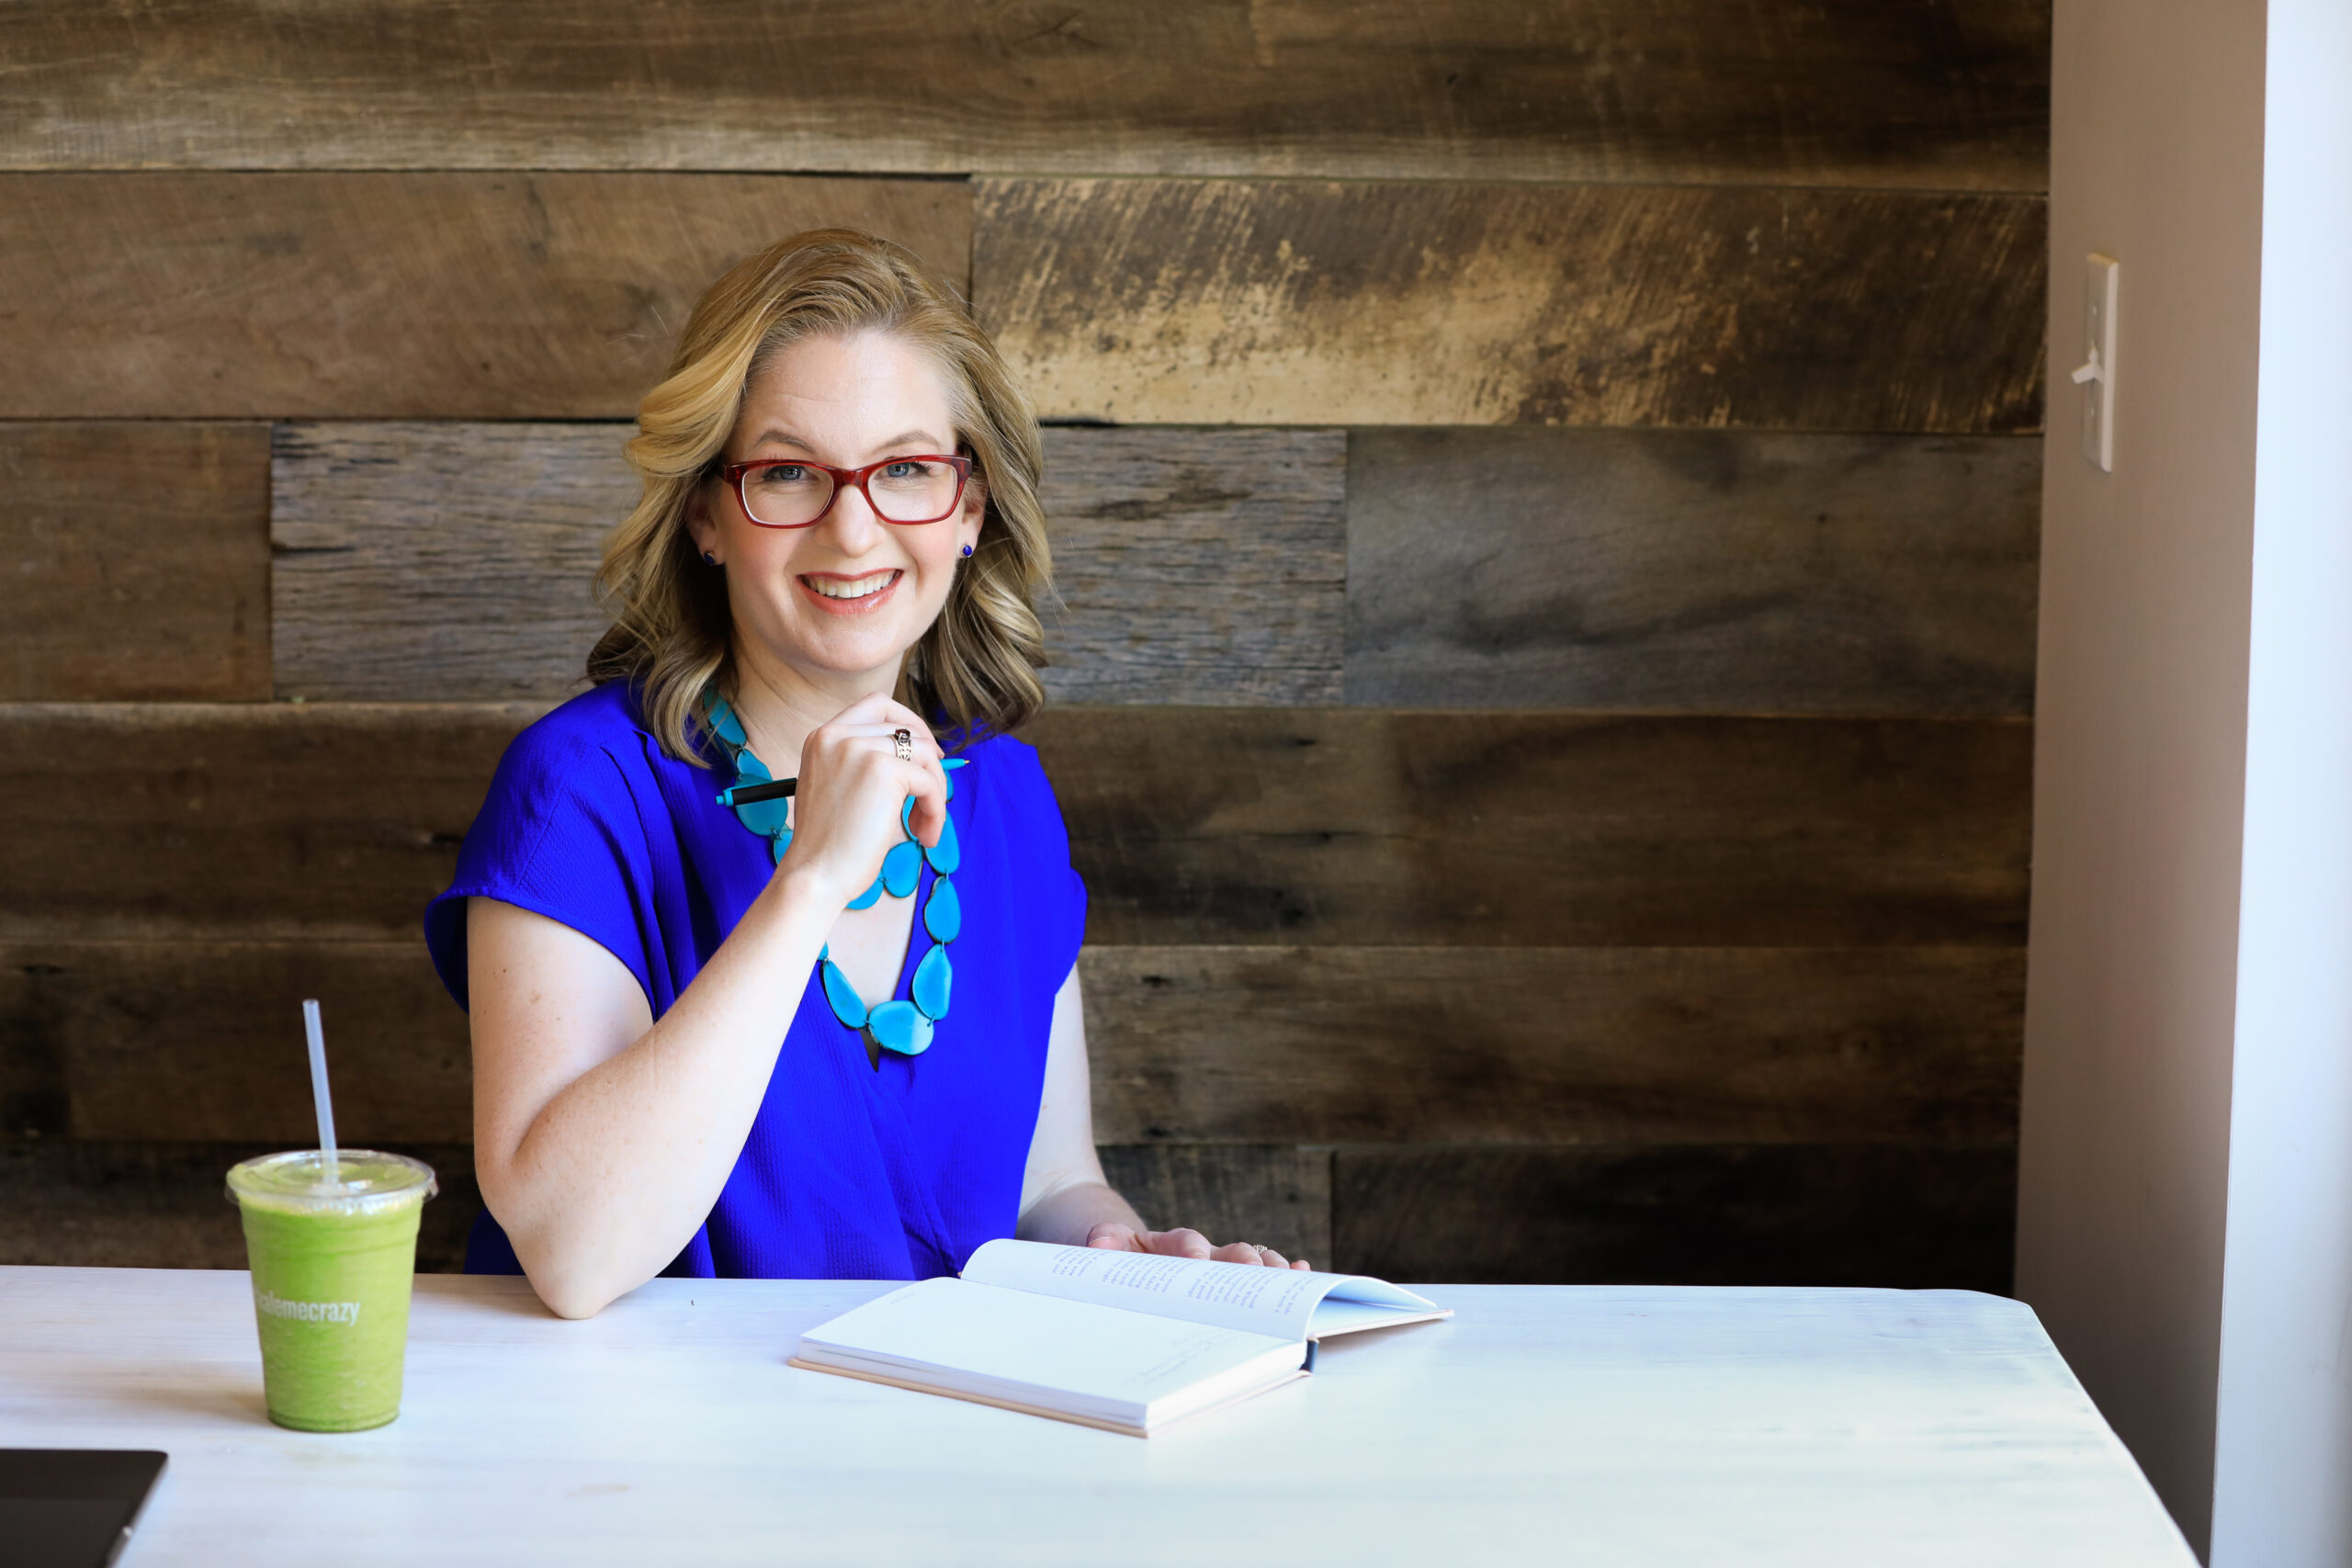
[797,569,902,614]
[802,570,899,602]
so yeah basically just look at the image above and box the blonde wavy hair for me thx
[586,228,1051,762]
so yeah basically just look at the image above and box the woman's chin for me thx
[771,612,929,681]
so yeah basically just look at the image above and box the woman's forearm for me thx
[482,870,839,1317]
[1016,1180,1146,1248]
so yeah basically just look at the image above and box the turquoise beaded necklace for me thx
[701,689,966,1066]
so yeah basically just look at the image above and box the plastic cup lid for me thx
[225,1149,438,1213]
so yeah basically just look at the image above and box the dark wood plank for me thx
[1,423,271,700]
[271,424,616,703]
[1080,947,2022,1146]
[0,705,2030,946]
[0,703,536,942]
[976,180,2047,432]
[1346,430,2042,716]
[1037,429,1343,705]
[0,1140,481,1272]
[0,173,970,419]
[267,424,1344,705]
[1,953,72,1143]
[2,942,471,1145]
[1096,1145,1331,1267]
[7,937,2019,1149]
[1029,707,2035,947]
[1331,1144,2016,1291]
[0,1,2049,189]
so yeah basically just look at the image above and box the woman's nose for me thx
[820,480,887,549]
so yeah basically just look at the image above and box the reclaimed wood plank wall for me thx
[0,1,2048,1286]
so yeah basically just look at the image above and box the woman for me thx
[424,230,1303,1319]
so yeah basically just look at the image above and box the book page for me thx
[795,1277,1303,1427]
[960,1239,1446,1340]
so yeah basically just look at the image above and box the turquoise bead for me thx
[923,814,960,874]
[867,999,930,1055]
[819,953,868,1029]
[900,795,915,835]
[881,840,923,898]
[769,830,792,864]
[922,876,960,943]
[708,695,747,746]
[844,876,884,911]
[911,943,952,1020]
[732,748,772,783]
[734,795,790,835]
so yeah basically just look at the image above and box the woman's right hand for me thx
[774,692,948,908]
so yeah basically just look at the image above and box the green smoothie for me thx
[226,1150,436,1432]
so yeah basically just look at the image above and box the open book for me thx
[789,1239,1452,1437]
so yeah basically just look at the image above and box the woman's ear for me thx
[684,481,722,565]
[958,473,987,557]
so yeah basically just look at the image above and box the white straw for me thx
[301,998,340,1186]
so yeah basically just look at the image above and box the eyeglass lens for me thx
[740,458,960,526]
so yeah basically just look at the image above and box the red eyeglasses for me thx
[721,454,974,529]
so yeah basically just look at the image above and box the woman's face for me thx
[690,328,984,689]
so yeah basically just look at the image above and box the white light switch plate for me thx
[2079,254,2119,471]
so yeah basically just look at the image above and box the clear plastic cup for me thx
[225,1150,437,1432]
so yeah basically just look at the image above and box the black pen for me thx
[714,777,795,807]
[715,756,965,809]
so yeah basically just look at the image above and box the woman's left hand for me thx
[1084,1221,1310,1271]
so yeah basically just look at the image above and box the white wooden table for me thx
[0,1268,2193,1565]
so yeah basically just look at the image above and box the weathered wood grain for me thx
[1037,429,1344,704]
[1331,1143,2016,1290]
[975,179,2047,432]
[1096,1145,1331,1267]
[1027,707,2035,948]
[0,705,2030,947]
[0,705,2030,946]
[1080,946,2022,1146]
[1346,430,2043,716]
[0,703,537,942]
[0,2,2050,189]
[5,938,2021,1149]
[267,424,1344,705]
[270,424,616,703]
[0,423,271,700]
[0,1140,481,1272]
[0,173,970,419]
[3,942,472,1145]
[0,956,71,1143]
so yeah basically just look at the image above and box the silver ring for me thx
[892,728,913,762]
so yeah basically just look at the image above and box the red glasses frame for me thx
[720,453,974,529]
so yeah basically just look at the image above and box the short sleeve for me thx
[423,718,657,1013]
[988,738,1090,990]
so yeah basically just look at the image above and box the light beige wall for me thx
[2210,3,2352,1559]
[2016,0,2268,1553]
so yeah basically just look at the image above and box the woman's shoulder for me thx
[953,727,1078,858]
[953,728,1056,803]
[473,681,682,837]
[509,681,662,768]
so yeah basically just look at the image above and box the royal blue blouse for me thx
[422,681,1088,1281]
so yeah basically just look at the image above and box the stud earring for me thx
[960,544,974,558]
[703,550,718,566]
